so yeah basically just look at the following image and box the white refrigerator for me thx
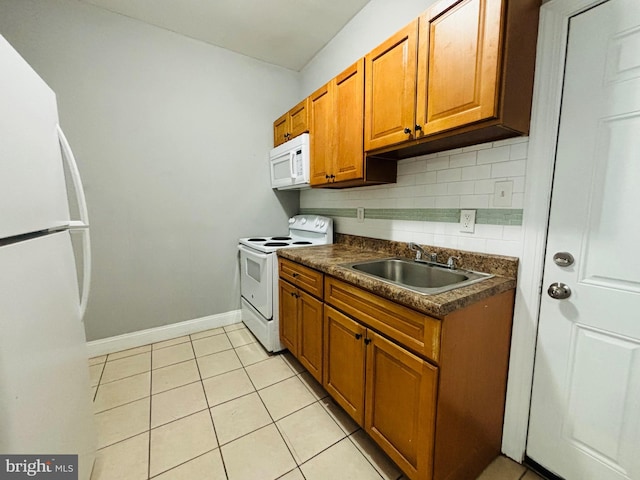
[0,35,96,479]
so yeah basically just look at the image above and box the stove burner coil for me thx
[271,236,292,241]
[263,242,289,247]
[292,241,312,245]
[247,238,267,242]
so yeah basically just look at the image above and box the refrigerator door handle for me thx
[57,125,91,321]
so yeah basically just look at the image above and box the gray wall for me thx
[0,0,300,340]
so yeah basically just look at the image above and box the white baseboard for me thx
[86,310,242,357]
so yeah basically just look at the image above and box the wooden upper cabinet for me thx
[273,113,289,147]
[364,20,419,151]
[333,59,365,183]
[289,98,310,138]
[309,82,334,185]
[364,0,539,156]
[310,59,395,188]
[273,98,310,147]
[416,0,502,135]
[310,60,365,186]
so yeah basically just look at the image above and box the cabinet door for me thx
[289,98,310,139]
[309,83,334,186]
[279,280,298,354]
[364,19,418,151]
[297,290,324,383]
[273,112,289,147]
[365,331,438,480]
[323,305,366,426]
[416,0,503,136]
[333,59,365,183]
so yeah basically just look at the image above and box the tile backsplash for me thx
[300,137,528,257]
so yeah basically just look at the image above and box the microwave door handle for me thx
[289,151,296,178]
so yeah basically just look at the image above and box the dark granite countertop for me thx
[277,235,518,318]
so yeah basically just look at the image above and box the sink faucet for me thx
[447,256,460,270]
[409,242,437,262]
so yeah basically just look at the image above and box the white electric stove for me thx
[238,215,333,352]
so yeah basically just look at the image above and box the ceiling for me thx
[80,0,372,71]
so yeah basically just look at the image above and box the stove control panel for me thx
[288,215,332,234]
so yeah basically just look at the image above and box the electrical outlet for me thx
[460,209,476,233]
[357,207,365,223]
[494,180,513,207]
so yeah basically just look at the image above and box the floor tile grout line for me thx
[146,448,220,480]
[104,347,152,363]
[234,339,303,474]
[233,343,370,477]
[344,431,392,480]
[94,325,402,480]
[189,336,231,480]
[147,342,154,480]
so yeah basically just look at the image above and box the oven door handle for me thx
[238,244,270,259]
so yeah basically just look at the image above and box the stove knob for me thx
[314,218,320,227]
[319,220,325,228]
[300,218,307,225]
[288,217,295,224]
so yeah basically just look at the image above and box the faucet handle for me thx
[408,242,424,260]
[447,256,460,269]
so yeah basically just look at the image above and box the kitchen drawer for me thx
[279,258,324,299]
[325,276,441,363]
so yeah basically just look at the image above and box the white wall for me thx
[300,0,437,96]
[0,0,301,341]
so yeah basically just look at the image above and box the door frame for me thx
[501,0,609,461]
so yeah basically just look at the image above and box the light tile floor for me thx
[88,322,546,480]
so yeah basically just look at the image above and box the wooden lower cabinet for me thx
[297,290,323,382]
[365,330,438,480]
[323,306,366,425]
[278,279,323,383]
[279,280,298,354]
[281,261,514,480]
[323,306,438,480]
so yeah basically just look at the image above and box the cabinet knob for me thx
[403,127,412,134]
[415,124,423,132]
[355,333,362,340]
[364,338,372,345]
[292,273,299,278]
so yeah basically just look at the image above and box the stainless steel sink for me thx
[341,257,493,295]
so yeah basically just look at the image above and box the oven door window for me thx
[239,246,273,320]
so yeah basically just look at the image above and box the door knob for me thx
[547,282,571,300]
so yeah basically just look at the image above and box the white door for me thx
[0,232,96,480]
[527,1,640,479]
[0,34,70,239]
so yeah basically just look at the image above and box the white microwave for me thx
[270,133,310,190]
